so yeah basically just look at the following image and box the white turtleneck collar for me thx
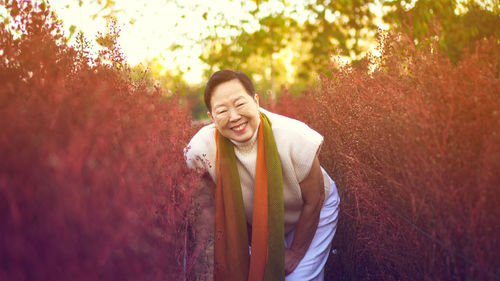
[230,118,261,153]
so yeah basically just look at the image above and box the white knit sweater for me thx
[185,108,330,233]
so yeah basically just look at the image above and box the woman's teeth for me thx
[233,123,246,132]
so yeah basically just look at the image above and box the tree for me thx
[198,0,381,94]
[383,0,500,62]
[199,0,499,92]
[200,11,302,97]
[300,0,378,78]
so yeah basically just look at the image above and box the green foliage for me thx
[383,0,500,62]
[200,11,300,95]
[199,0,380,93]
[200,0,499,92]
[301,0,377,76]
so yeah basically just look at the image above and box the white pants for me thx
[284,175,340,281]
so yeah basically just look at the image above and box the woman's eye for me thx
[237,103,244,107]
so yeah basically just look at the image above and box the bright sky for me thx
[49,0,269,84]
[48,0,389,85]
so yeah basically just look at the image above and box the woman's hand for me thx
[284,248,302,275]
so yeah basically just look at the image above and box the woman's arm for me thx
[285,154,325,275]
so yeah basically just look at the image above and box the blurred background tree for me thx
[55,0,499,111]
[383,0,500,62]
[196,0,499,97]
[198,0,381,97]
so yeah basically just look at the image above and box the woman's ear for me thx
[207,111,214,123]
[254,93,260,107]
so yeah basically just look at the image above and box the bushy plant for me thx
[272,33,499,280]
[0,1,205,280]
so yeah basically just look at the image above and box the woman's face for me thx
[208,79,260,143]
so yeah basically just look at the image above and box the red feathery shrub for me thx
[272,33,500,280]
[0,1,205,280]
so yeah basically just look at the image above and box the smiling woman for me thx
[185,70,340,281]
[207,76,261,143]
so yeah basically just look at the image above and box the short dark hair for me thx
[204,70,255,112]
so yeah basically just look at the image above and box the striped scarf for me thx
[214,112,285,281]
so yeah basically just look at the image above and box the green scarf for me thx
[214,112,285,281]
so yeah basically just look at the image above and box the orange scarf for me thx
[214,113,284,281]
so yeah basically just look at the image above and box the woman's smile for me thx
[231,122,247,133]
[208,79,260,143]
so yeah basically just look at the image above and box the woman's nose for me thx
[228,108,241,122]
